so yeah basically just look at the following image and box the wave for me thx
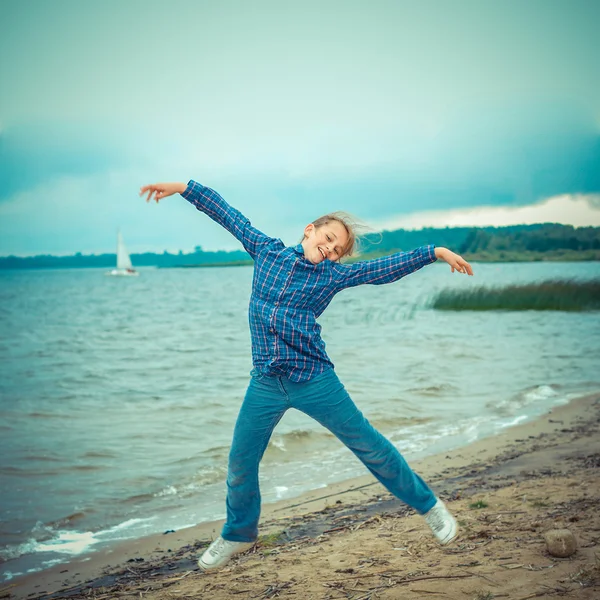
[370,415,434,429]
[153,465,227,499]
[121,492,155,505]
[0,516,157,566]
[0,466,61,477]
[404,383,460,397]
[20,454,63,463]
[487,384,562,415]
[267,429,333,454]
[264,416,436,456]
[27,412,76,420]
[81,450,118,459]
[1,462,108,476]
[43,512,88,531]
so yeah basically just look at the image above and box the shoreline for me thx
[2,256,599,272]
[6,391,600,599]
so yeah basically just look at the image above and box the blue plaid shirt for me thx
[182,181,437,382]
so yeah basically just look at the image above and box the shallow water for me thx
[1,261,599,580]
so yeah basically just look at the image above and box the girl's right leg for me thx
[221,374,288,542]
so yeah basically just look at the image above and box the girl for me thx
[141,180,473,571]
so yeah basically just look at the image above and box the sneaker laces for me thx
[208,537,229,557]
[426,506,447,533]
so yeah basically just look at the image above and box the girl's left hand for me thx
[435,247,474,275]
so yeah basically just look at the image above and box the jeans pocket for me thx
[250,368,265,380]
[307,367,336,386]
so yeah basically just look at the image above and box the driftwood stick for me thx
[516,591,561,600]
[322,525,350,534]
[273,482,378,511]
[459,569,500,585]
[398,573,475,584]
[161,570,194,584]
[485,511,528,516]
[329,569,473,583]
[0,584,16,597]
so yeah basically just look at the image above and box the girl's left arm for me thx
[334,245,472,288]
[334,245,438,288]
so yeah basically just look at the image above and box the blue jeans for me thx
[221,368,437,542]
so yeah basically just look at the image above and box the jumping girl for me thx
[141,180,474,571]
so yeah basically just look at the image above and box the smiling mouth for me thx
[318,247,326,260]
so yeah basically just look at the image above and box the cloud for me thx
[376,194,600,231]
[0,122,138,201]
[1,100,599,256]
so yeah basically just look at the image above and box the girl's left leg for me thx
[288,369,437,514]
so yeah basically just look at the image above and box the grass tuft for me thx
[469,500,488,509]
[569,553,600,588]
[431,279,600,312]
[531,499,550,508]
[258,531,286,548]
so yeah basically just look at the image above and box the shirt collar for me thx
[292,243,305,256]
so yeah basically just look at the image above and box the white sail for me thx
[116,231,133,270]
[105,230,138,276]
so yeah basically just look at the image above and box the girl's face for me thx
[301,220,350,264]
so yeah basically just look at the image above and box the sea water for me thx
[1,261,599,580]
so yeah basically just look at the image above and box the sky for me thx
[1,0,599,256]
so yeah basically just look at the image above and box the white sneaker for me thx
[423,499,458,545]
[197,536,255,571]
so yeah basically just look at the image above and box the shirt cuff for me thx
[426,244,437,263]
[181,179,199,201]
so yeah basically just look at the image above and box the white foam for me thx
[524,385,557,403]
[2,516,159,567]
[492,384,560,415]
[95,517,157,538]
[498,415,529,429]
[1,559,65,582]
[274,486,288,500]
[270,438,287,452]
[36,530,97,555]
[155,485,178,497]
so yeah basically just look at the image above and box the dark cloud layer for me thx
[2,101,599,221]
[0,122,129,201]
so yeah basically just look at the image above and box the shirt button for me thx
[270,328,275,334]
[275,301,279,306]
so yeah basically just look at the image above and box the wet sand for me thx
[5,393,600,599]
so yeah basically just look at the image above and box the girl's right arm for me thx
[141,180,274,260]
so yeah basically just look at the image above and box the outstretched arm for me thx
[333,245,473,289]
[334,245,437,288]
[141,180,274,260]
[433,247,473,275]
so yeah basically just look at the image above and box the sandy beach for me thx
[5,392,600,600]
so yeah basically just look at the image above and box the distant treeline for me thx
[358,223,600,262]
[0,247,251,270]
[1,223,599,269]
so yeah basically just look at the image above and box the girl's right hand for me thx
[140,182,187,203]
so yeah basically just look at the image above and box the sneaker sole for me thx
[197,543,255,571]
[440,525,459,545]
[197,557,224,571]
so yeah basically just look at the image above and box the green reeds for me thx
[432,279,600,312]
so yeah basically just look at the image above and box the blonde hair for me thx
[305,211,369,260]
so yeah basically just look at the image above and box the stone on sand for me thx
[543,528,578,557]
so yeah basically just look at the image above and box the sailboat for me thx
[106,231,139,276]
